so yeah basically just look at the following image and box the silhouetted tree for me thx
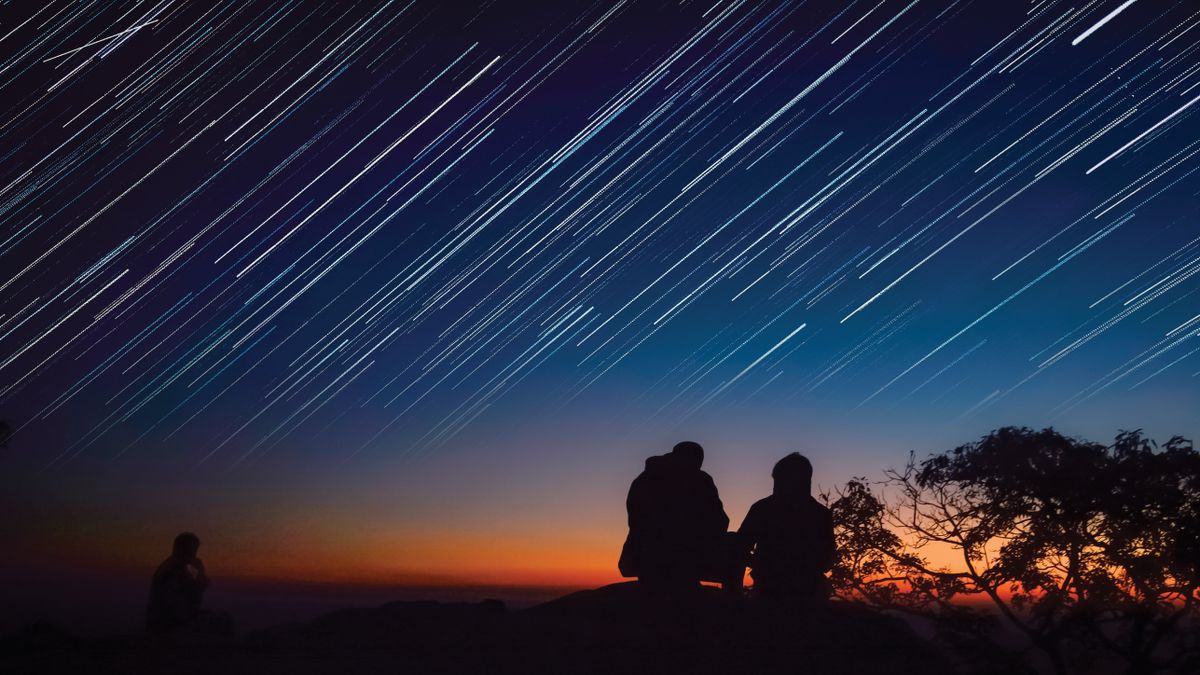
[824,427,1200,675]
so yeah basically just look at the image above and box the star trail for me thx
[0,0,1197,472]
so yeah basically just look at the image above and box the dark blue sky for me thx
[1,0,1198,591]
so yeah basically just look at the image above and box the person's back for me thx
[620,442,729,588]
[738,453,834,602]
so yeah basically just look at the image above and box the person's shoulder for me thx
[644,453,672,472]
[631,454,666,482]
[153,557,183,580]
[695,469,723,490]
[806,495,832,516]
[748,495,774,512]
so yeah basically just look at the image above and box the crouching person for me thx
[146,532,234,643]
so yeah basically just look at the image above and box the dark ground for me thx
[1,582,951,674]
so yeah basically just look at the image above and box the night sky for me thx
[2,0,1199,612]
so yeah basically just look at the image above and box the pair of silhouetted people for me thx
[146,532,232,640]
[620,442,834,603]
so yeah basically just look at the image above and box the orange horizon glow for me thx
[7,437,1127,604]
[18,522,629,591]
[41,529,971,596]
[16,521,1108,615]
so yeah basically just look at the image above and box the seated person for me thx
[738,453,835,603]
[146,532,232,639]
[619,441,741,592]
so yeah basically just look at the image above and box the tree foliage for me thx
[824,427,1200,675]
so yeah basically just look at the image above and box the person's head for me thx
[772,452,813,496]
[671,441,704,470]
[172,532,200,562]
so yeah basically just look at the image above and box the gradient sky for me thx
[2,0,1199,602]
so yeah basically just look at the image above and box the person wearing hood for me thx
[737,452,835,603]
[618,441,731,590]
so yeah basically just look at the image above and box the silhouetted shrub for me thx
[824,427,1199,675]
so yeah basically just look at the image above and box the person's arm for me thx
[702,473,730,533]
[163,565,194,625]
[626,475,647,530]
[736,502,760,556]
[619,474,650,577]
[191,558,210,592]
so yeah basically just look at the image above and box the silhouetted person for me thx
[619,441,736,591]
[146,532,232,640]
[738,453,835,604]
